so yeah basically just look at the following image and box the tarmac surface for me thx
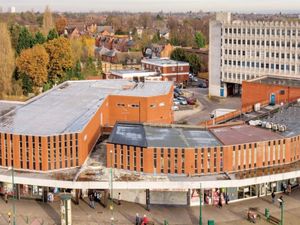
[1,188,300,225]
[174,88,241,125]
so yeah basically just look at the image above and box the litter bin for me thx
[265,208,270,219]
[208,220,215,225]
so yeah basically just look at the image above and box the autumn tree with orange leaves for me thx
[55,16,68,35]
[16,44,49,88]
[44,37,73,82]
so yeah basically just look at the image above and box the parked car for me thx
[173,92,180,98]
[177,96,188,105]
[198,81,208,88]
[173,98,180,105]
[172,105,179,111]
[174,87,183,95]
[186,97,197,105]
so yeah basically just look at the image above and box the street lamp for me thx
[8,166,16,225]
[199,183,203,225]
[110,150,114,225]
[278,198,284,225]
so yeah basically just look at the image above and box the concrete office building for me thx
[0,80,173,171]
[209,12,300,97]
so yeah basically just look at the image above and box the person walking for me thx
[118,192,121,205]
[135,213,141,225]
[4,191,8,204]
[225,193,229,205]
[91,193,95,209]
[218,195,223,208]
[141,214,149,225]
[271,191,276,204]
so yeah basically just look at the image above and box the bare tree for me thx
[0,23,15,98]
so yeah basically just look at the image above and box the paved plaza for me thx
[1,188,300,225]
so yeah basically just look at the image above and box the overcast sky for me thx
[0,0,300,13]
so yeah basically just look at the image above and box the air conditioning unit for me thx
[254,103,261,112]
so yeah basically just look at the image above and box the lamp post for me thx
[278,198,284,225]
[8,166,16,225]
[199,183,202,225]
[110,150,114,225]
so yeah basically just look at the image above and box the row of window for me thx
[223,60,300,72]
[224,27,300,36]
[224,38,300,48]
[112,146,144,172]
[143,63,185,72]
[47,134,79,170]
[153,147,223,174]
[116,102,165,108]
[224,50,300,60]
[232,141,286,170]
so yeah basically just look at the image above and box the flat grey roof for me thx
[141,58,189,66]
[109,123,221,148]
[260,102,300,137]
[252,76,300,88]
[0,80,172,136]
[0,101,23,117]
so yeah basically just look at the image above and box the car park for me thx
[177,96,188,105]
[186,97,197,105]
[174,87,183,95]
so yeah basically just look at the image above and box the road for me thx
[174,88,241,125]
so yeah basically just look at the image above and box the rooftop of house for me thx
[0,80,172,136]
[141,58,189,67]
[249,76,300,88]
[108,123,221,148]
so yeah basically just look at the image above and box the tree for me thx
[0,22,15,97]
[9,23,21,50]
[55,16,68,35]
[47,28,59,41]
[195,31,206,48]
[139,13,152,29]
[170,48,187,61]
[34,31,46,45]
[16,44,49,87]
[70,38,83,64]
[82,57,97,77]
[81,36,95,60]
[44,37,73,83]
[16,26,34,55]
[187,54,202,74]
[42,5,54,35]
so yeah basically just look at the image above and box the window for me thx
[150,104,156,108]
[117,103,125,107]
[47,136,51,170]
[181,150,185,173]
[130,104,139,108]
[127,148,130,170]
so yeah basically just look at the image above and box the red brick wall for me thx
[242,81,300,107]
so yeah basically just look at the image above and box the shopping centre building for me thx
[0,80,173,171]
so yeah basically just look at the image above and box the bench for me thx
[268,215,280,225]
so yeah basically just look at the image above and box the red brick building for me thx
[107,122,300,176]
[0,80,173,171]
[242,76,300,107]
[141,58,190,84]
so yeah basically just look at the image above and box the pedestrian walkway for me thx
[0,188,300,224]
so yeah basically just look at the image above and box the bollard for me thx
[265,208,270,220]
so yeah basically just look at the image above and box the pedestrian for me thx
[4,191,8,204]
[118,192,121,205]
[88,194,92,208]
[282,183,287,193]
[271,191,275,204]
[135,213,141,225]
[91,193,95,209]
[225,193,229,205]
[218,195,223,208]
[287,184,292,195]
[141,214,149,225]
